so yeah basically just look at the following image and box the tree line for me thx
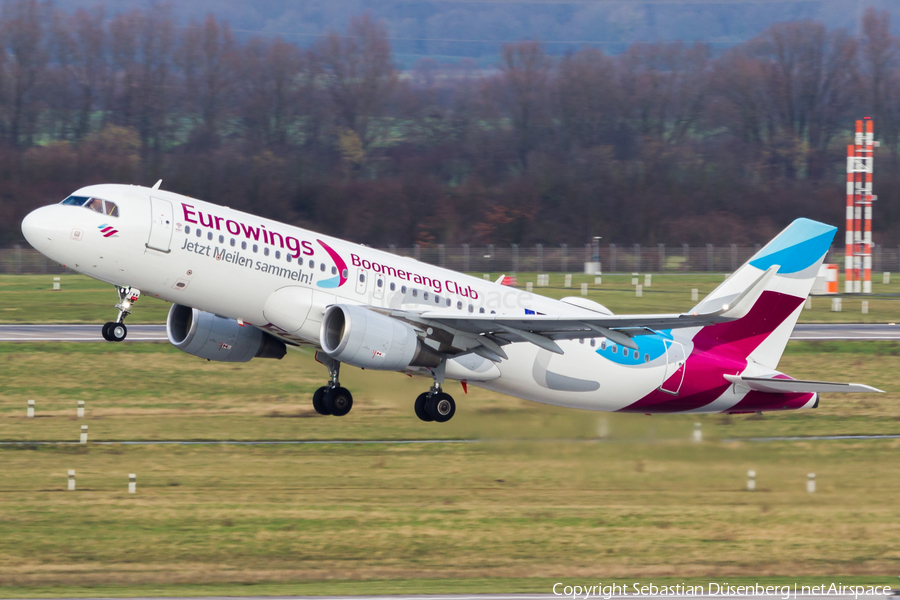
[1,0,899,247]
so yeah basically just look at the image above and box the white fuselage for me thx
[21,183,812,415]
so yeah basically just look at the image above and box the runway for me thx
[1,323,899,342]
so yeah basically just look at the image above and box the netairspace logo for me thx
[551,583,894,600]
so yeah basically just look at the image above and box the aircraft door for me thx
[659,340,686,394]
[147,197,174,253]
[355,269,368,295]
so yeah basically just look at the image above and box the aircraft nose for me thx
[21,206,54,252]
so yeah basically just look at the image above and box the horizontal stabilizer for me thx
[724,374,883,394]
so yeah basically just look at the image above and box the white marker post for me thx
[52,277,60,291]
[580,283,588,296]
[80,425,88,444]
[862,301,869,315]
[68,470,75,491]
[747,470,756,491]
[631,272,639,285]
[691,289,698,302]
[805,297,812,310]
[27,399,34,419]
[831,298,842,312]
[77,401,84,418]
[594,276,602,285]
[636,285,643,298]
[483,274,490,280]
[884,272,890,285]
[644,273,652,287]
[564,274,572,288]
[692,422,702,443]
[129,474,136,494]
[807,473,816,494]
[526,282,533,292]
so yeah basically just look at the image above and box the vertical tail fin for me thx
[691,219,837,369]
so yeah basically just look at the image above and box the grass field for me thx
[0,341,898,595]
[3,273,900,324]
[1,272,898,596]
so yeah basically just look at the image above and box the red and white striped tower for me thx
[845,143,855,293]
[854,120,864,293]
[863,118,874,294]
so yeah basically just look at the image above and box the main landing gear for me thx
[312,357,353,417]
[102,287,140,342]
[414,360,456,423]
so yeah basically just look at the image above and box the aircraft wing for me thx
[385,267,778,361]
[724,375,883,394]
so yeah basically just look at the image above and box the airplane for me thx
[20,183,881,422]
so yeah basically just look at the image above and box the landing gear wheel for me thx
[426,392,456,423]
[101,322,112,341]
[105,322,127,342]
[414,392,434,422]
[312,386,330,415]
[325,387,353,417]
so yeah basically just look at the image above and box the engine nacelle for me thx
[320,304,442,370]
[166,304,286,362]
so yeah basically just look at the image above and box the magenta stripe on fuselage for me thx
[618,291,805,413]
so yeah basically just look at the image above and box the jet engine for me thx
[320,304,442,370]
[166,304,286,362]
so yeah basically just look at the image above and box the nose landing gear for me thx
[312,353,353,417]
[102,287,140,342]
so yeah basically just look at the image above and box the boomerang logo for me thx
[316,239,348,288]
[98,223,119,238]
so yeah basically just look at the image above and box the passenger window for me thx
[264,247,269,256]
[103,201,119,217]
[623,348,629,358]
[320,263,325,271]
[196,228,201,237]
[208,232,213,241]
[479,307,485,313]
[590,339,595,347]
[185,226,191,234]
[612,345,617,354]
[309,260,314,269]
[230,238,235,247]
[412,289,418,297]
[423,292,429,301]
[252,244,258,253]
[601,341,607,350]
[286,254,292,263]
[219,235,224,243]
[342,269,348,278]
[447,299,452,307]
[275,251,280,259]
[468,305,474,313]
[579,339,584,344]
[377,278,384,287]
[241,241,247,250]
[390,282,396,291]
[332,266,337,275]
[644,354,650,363]
[435,295,440,304]
[359,274,365,282]
[86,198,104,213]
[457,301,462,309]
[401,286,407,293]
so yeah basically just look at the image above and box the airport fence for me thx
[4,242,900,276]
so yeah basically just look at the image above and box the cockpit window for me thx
[60,195,120,218]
